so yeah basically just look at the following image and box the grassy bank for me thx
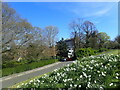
[2,59,58,77]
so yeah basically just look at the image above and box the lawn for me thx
[2,59,58,77]
[11,49,120,88]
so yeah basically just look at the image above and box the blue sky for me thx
[8,2,118,40]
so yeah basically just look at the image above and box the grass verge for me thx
[2,59,58,77]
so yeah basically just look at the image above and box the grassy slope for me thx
[10,49,119,88]
[2,59,58,77]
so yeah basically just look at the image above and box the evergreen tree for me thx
[56,38,68,59]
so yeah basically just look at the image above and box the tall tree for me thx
[44,26,59,47]
[97,32,110,48]
[89,30,98,48]
[82,21,98,48]
[115,35,120,44]
[56,38,68,59]
[69,18,84,49]
[115,35,120,49]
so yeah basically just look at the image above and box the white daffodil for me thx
[109,83,113,86]
[79,85,81,87]
[70,84,72,87]
[80,75,83,78]
[74,84,77,87]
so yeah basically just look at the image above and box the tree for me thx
[115,35,120,44]
[2,3,33,54]
[115,35,120,49]
[56,38,68,59]
[97,32,110,48]
[44,26,59,47]
[69,18,84,49]
[89,30,98,48]
[2,3,45,61]
[82,21,98,48]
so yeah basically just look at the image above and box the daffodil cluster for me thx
[18,54,120,88]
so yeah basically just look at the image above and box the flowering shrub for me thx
[18,54,120,89]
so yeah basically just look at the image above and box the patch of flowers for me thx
[18,54,120,88]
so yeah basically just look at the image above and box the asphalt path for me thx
[0,61,74,88]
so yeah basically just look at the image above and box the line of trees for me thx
[69,18,120,50]
[56,18,119,59]
[2,3,120,62]
[2,3,59,62]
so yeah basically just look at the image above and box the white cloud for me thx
[69,2,116,18]
[85,8,111,17]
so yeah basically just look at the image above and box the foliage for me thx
[76,48,96,58]
[18,54,120,88]
[2,59,58,77]
[56,38,68,59]
[2,3,58,62]
[97,32,110,48]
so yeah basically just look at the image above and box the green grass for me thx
[2,59,58,77]
[105,49,120,55]
[77,49,113,60]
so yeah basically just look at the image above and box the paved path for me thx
[0,61,74,88]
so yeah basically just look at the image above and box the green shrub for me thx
[76,48,96,58]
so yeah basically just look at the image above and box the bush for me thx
[76,48,96,58]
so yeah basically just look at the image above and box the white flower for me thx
[74,84,77,87]
[116,73,119,76]
[97,71,100,73]
[54,69,58,72]
[80,75,83,78]
[17,85,20,88]
[83,72,87,78]
[87,82,90,88]
[96,63,99,66]
[94,80,96,83]
[116,76,118,79]
[70,84,72,87]
[88,78,91,81]
[109,83,113,86]
[21,83,24,85]
[63,79,67,82]
[102,72,106,76]
[109,59,112,62]
[30,80,33,83]
[34,82,36,85]
[79,85,81,87]
[100,86,103,89]
[37,79,40,83]
[90,67,93,70]
[57,73,60,76]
